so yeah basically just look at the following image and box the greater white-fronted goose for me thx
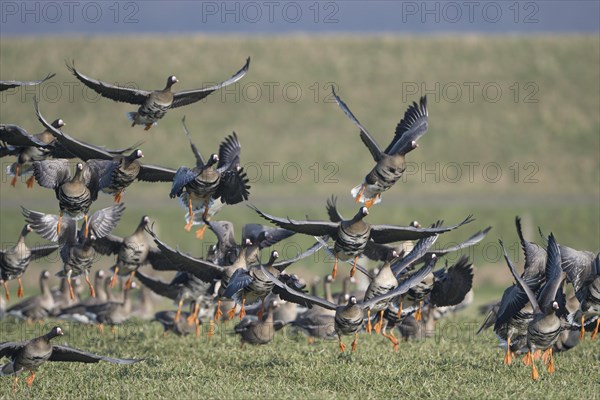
[67,58,250,130]
[0,72,55,92]
[0,326,142,390]
[251,202,472,278]
[32,159,118,237]
[155,301,201,337]
[234,299,285,347]
[0,224,58,300]
[170,119,250,238]
[263,261,433,353]
[332,87,428,207]
[6,270,54,321]
[23,204,125,299]
[34,100,177,202]
[500,235,575,381]
[93,215,165,289]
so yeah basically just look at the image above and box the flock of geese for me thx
[0,62,598,389]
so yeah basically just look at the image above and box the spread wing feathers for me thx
[250,205,339,237]
[261,265,338,310]
[313,235,370,277]
[391,234,439,276]
[223,268,253,298]
[430,256,474,307]
[0,124,48,147]
[560,245,596,292]
[215,168,250,204]
[0,342,24,358]
[325,196,344,223]
[500,239,541,314]
[49,345,142,364]
[181,116,205,168]
[66,60,151,104]
[29,244,60,261]
[171,57,250,109]
[86,203,126,239]
[137,164,176,182]
[386,95,428,156]
[34,99,111,159]
[272,239,326,272]
[217,132,242,171]
[537,234,564,311]
[145,228,225,282]
[576,254,600,304]
[331,86,383,162]
[22,206,62,242]
[83,159,118,189]
[427,226,492,257]
[170,167,198,198]
[33,159,72,189]
[134,270,181,300]
[370,215,474,244]
[362,260,435,310]
[91,234,123,255]
[242,225,295,250]
[515,216,546,276]
[0,72,55,91]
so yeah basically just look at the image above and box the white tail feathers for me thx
[350,183,382,205]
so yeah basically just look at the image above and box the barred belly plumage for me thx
[106,166,138,194]
[335,311,363,335]
[527,316,561,350]
[1,253,30,279]
[58,188,90,216]
[334,225,369,257]
[187,175,220,198]
[66,247,95,276]
[139,102,170,121]
[372,164,404,192]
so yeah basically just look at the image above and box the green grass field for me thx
[0,35,599,397]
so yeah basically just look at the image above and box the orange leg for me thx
[354,184,365,203]
[83,213,89,239]
[12,376,18,392]
[57,211,63,236]
[67,274,75,300]
[522,351,532,366]
[25,370,35,386]
[201,199,210,220]
[175,299,184,321]
[591,318,599,341]
[308,336,314,345]
[545,348,555,373]
[580,315,586,340]
[396,302,403,318]
[2,281,10,301]
[144,123,153,131]
[257,299,265,320]
[17,277,24,298]
[125,271,134,289]
[338,335,346,352]
[414,301,423,321]
[374,310,384,334]
[533,349,542,360]
[350,255,358,277]
[25,175,35,189]
[207,319,215,338]
[195,319,200,338]
[85,274,96,298]
[97,324,105,334]
[187,302,200,326]
[351,333,358,352]
[10,164,19,187]
[504,337,512,365]
[113,191,123,203]
[214,300,223,321]
[227,303,237,320]
[364,194,381,209]
[110,266,119,288]
[382,329,399,352]
[530,353,539,381]
[239,297,247,319]
[366,309,373,333]
[195,225,207,240]
[184,199,194,232]
[332,256,338,279]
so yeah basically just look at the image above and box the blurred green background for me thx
[1,35,598,302]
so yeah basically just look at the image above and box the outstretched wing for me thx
[215,167,250,205]
[217,132,242,172]
[370,215,474,244]
[325,195,344,223]
[272,239,326,272]
[430,256,474,307]
[137,164,176,182]
[222,268,253,299]
[134,270,181,300]
[386,95,428,156]
[169,166,198,198]
[0,124,47,147]
[50,345,142,364]
[32,159,72,189]
[87,203,126,239]
[499,239,541,314]
[0,72,55,92]
[249,205,338,236]
[67,61,150,104]
[171,57,250,109]
[331,86,383,162]
[181,116,205,168]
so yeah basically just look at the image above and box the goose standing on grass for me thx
[234,299,285,347]
[0,72,55,92]
[0,326,142,391]
[92,215,165,289]
[155,301,201,337]
[263,261,433,353]
[251,202,472,278]
[66,58,250,130]
[22,204,125,299]
[332,87,428,207]
[290,275,337,342]
[0,224,58,300]
[6,270,54,321]
[32,159,118,238]
[500,235,576,381]
[34,100,176,202]
[170,119,250,238]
